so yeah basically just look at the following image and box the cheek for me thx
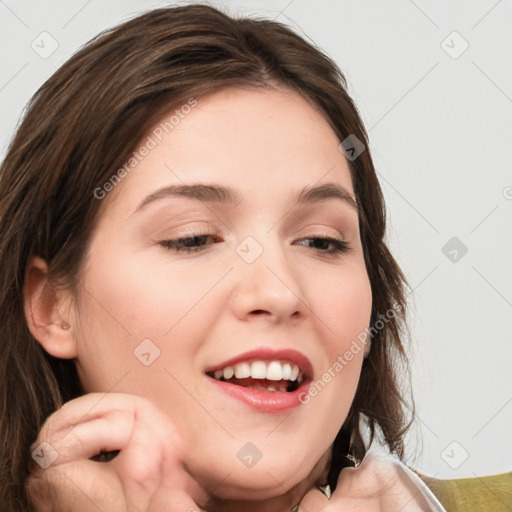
[300,263,372,418]
[81,246,222,336]
[75,249,226,390]
[306,262,372,350]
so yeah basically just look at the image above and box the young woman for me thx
[0,4,446,511]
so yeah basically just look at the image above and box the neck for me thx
[200,448,332,512]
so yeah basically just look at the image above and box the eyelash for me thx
[158,232,351,257]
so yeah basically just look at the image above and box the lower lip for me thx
[207,377,311,413]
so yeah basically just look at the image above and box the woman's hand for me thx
[299,450,435,512]
[26,393,207,512]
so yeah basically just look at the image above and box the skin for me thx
[25,85,375,511]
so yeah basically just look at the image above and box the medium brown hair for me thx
[0,4,414,510]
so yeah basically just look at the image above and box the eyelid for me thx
[167,226,347,244]
[160,220,348,240]
[293,223,348,240]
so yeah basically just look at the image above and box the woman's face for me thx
[70,86,372,499]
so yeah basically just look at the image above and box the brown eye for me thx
[295,236,351,256]
[159,233,221,254]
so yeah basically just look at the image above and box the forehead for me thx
[101,85,354,218]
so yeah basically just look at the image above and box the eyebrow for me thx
[133,182,359,214]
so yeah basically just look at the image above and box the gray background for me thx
[1,0,511,479]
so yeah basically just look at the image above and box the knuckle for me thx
[133,400,186,455]
[121,454,161,490]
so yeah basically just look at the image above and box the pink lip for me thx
[204,347,314,378]
[204,347,313,413]
[207,377,311,413]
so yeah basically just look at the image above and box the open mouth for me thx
[206,360,304,393]
[204,349,313,412]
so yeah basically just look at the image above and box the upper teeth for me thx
[213,360,302,383]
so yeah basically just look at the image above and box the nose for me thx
[229,234,309,324]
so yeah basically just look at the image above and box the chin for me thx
[187,449,314,500]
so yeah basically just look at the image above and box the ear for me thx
[23,256,78,359]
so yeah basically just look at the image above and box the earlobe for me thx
[23,256,78,359]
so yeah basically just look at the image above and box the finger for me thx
[31,392,137,454]
[297,487,331,510]
[110,404,196,511]
[34,411,133,465]
[31,393,206,510]
[36,393,142,438]
[27,460,126,512]
[109,395,187,481]
[333,452,390,496]
[148,488,206,512]
[32,393,182,464]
